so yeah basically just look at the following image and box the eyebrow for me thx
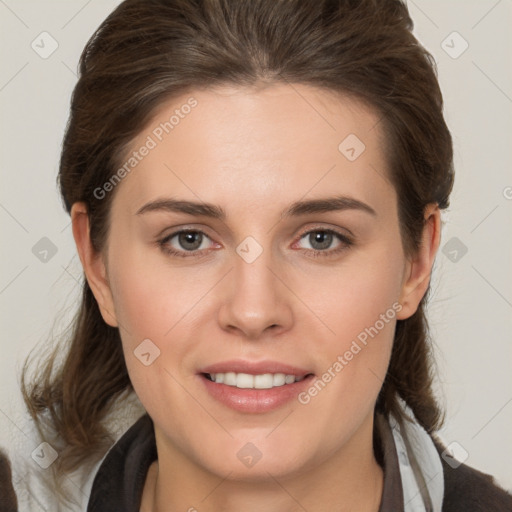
[135,195,377,219]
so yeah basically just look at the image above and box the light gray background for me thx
[1,0,511,496]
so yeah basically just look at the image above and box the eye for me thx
[158,229,216,257]
[294,228,353,257]
[158,227,353,259]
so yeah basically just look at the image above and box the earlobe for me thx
[396,204,441,320]
[70,202,119,328]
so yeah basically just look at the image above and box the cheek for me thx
[111,271,170,341]
[104,250,179,375]
[305,240,405,345]
[106,248,217,389]
[107,262,191,419]
[108,246,208,340]
[297,243,404,409]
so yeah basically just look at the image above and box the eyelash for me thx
[157,227,353,259]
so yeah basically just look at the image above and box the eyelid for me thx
[294,223,354,241]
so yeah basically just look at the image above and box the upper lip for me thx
[199,360,313,377]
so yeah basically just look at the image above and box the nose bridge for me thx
[235,243,275,300]
[218,236,292,338]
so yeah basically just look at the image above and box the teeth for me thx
[272,373,286,387]
[223,372,237,386]
[284,374,295,384]
[208,372,305,389]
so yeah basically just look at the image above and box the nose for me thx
[217,245,294,340]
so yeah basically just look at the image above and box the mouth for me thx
[202,371,313,390]
[197,361,316,413]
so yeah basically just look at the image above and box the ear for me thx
[396,203,441,320]
[71,202,119,327]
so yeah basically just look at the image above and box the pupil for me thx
[179,232,202,250]
[310,231,332,250]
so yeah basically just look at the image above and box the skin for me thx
[72,83,441,512]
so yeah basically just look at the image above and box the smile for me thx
[204,372,307,389]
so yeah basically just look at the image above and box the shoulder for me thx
[0,450,17,512]
[433,440,512,512]
[87,413,156,512]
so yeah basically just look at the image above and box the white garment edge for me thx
[389,402,444,512]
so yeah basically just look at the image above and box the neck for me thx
[142,415,384,512]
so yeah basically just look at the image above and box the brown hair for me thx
[23,0,454,477]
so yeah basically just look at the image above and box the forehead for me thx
[111,83,394,216]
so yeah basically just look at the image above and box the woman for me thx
[19,0,512,510]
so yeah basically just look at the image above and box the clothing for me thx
[0,451,18,512]
[86,411,512,511]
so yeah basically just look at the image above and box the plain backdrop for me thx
[1,0,511,498]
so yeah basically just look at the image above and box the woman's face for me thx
[86,83,424,480]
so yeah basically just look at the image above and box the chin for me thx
[190,432,320,482]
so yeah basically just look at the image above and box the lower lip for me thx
[199,374,315,413]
